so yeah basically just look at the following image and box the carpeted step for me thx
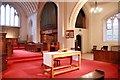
[7,55,42,60]
[13,47,25,50]
[7,49,43,66]
[7,56,43,66]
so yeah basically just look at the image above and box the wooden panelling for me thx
[0,26,20,38]
[41,29,57,43]
[6,38,18,47]
[111,45,120,51]
[0,33,7,71]
[41,34,57,43]
[93,50,119,64]
[42,43,48,51]
[25,42,43,52]
[6,42,13,57]
[0,33,7,53]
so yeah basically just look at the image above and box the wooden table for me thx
[43,50,81,78]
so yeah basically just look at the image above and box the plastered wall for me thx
[89,2,118,51]
[18,1,118,53]
[28,13,38,43]
[0,26,19,38]
[12,2,28,41]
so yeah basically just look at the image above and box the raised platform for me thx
[7,50,43,65]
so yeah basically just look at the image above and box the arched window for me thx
[105,14,118,41]
[0,4,19,27]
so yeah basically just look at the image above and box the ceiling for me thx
[87,0,119,8]
[14,2,39,16]
[2,0,119,16]
[2,2,39,16]
[88,0,120,2]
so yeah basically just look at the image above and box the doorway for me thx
[75,34,81,51]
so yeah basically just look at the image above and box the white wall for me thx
[57,1,88,53]
[21,1,118,53]
[89,2,118,51]
[57,2,77,49]
[74,28,89,53]
[11,3,28,41]
[20,15,28,41]
[36,1,88,51]
[28,13,38,43]
[57,2,118,52]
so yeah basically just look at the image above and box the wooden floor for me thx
[81,53,93,60]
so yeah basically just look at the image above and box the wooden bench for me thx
[80,69,104,80]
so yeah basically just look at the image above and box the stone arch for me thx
[82,3,90,29]
[69,0,88,29]
[69,1,89,52]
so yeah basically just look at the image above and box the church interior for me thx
[0,0,120,79]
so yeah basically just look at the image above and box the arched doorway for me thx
[75,34,82,51]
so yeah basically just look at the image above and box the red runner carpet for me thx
[2,50,119,79]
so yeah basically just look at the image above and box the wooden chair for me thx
[93,45,97,50]
[92,45,97,52]
[47,42,59,52]
[101,46,108,51]
[25,42,35,51]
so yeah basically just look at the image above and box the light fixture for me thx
[90,1,103,14]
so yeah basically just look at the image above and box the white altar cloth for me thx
[43,50,80,67]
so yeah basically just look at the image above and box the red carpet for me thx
[8,50,42,58]
[1,50,119,79]
[13,47,25,50]
[7,50,43,65]
[2,59,118,79]
[7,50,42,60]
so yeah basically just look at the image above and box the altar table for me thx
[43,50,81,78]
